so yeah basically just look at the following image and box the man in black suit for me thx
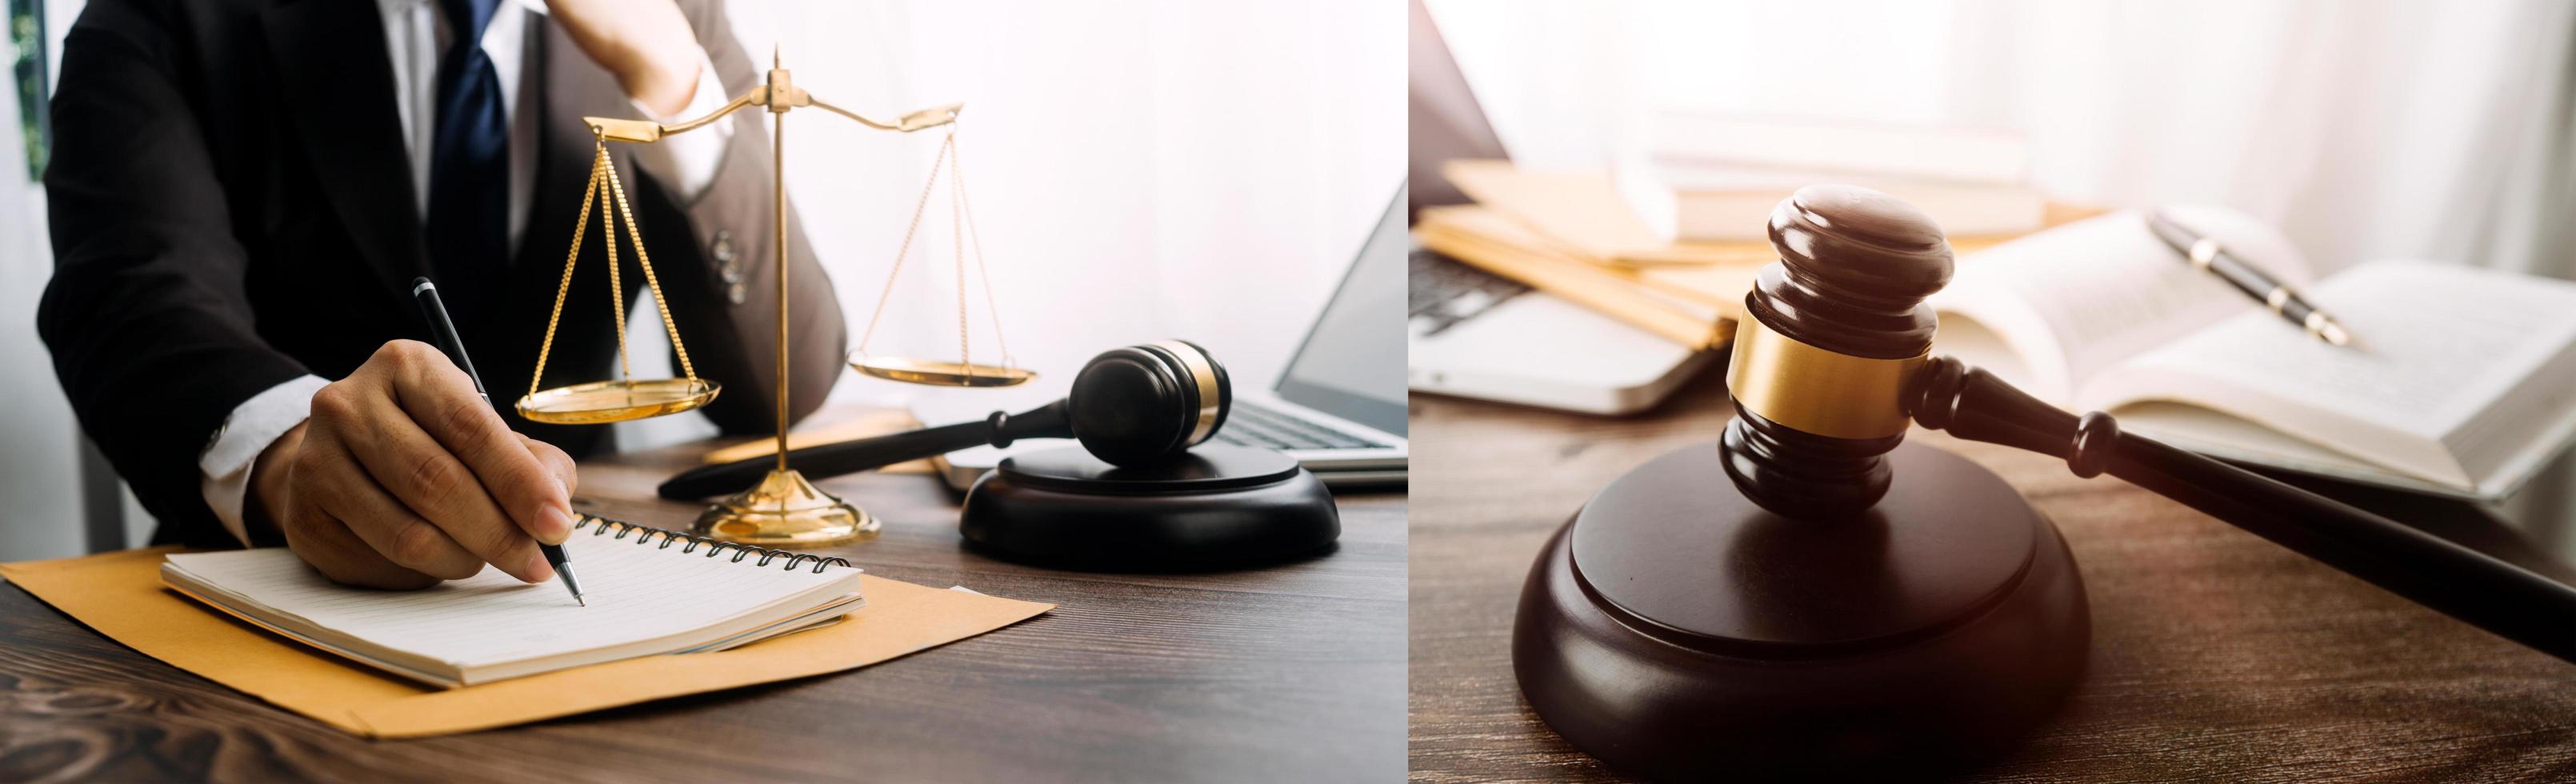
[39,0,844,589]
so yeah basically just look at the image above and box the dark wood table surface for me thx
[0,404,1406,782]
[1409,367,2576,783]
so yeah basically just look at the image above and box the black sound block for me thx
[1513,440,2090,782]
[958,444,1340,571]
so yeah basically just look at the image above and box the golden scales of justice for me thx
[517,50,1032,545]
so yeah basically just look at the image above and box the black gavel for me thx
[1724,185,2576,662]
[660,342,1231,499]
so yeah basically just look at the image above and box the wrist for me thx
[246,421,308,541]
[615,43,702,118]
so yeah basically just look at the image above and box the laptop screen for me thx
[1275,186,1410,437]
[1409,0,1507,219]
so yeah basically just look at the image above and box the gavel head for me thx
[1722,185,1954,518]
[1067,341,1234,466]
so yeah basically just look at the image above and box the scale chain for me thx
[602,143,699,382]
[950,134,1014,369]
[530,142,607,399]
[950,134,968,373]
[529,137,701,406]
[603,149,630,382]
[854,128,1018,378]
[854,132,954,359]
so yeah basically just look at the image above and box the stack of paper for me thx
[1414,193,1745,350]
[1418,154,2098,350]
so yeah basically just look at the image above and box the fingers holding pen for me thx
[322,342,554,583]
[384,341,579,547]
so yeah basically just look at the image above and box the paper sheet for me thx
[166,536,854,671]
[1,547,1052,738]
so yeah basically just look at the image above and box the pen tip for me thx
[577,595,587,607]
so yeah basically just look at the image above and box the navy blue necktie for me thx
[426,0,506,320]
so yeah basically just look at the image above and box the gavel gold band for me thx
[1153,339,1222,446]
[1725,318,1927,440]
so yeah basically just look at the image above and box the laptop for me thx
[1404,0,1711,415]
[920,189,1411,490]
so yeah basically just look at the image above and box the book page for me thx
[1930,206,2312,403]
[2081,262,2576,494]
[165,524,858,669]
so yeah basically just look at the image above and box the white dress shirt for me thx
[198,0,734,545]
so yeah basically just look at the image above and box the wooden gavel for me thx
[1725,185,2576,662]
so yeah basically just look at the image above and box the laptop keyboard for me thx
[1409,249,1529,337]
[1214,402,1390,451]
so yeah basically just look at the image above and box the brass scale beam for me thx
[585,54,962,475]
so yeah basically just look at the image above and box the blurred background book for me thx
[1618,114,2047,243]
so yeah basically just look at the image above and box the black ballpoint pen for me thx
[2144,210,2354,346]
[410,278,587,606]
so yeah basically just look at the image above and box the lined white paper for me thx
[166,524,858,668]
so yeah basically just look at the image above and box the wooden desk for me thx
[0,405,1405,782]
[1409,368,2576,782]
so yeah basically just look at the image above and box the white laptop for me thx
[1408,255,1713,414]
[919,190,1411,490]
[1402,0,1710,415]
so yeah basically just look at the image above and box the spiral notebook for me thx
[161,516,866,688]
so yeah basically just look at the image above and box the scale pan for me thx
[517,378,722,425]
[850,355,1036,387]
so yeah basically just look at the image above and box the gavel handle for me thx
[1909,356,2576,663]
[657,400,1073,499]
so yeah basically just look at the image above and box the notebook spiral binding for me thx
[570,514,854,574]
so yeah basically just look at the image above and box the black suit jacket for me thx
[39,0,847,546]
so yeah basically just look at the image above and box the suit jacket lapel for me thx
[262,0,430,302]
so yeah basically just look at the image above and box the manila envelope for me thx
[0,546,1052,738]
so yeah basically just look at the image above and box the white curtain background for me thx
[0,0,1402,557]
[1428,0,2576,279]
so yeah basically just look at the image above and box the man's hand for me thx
[251,340,579,590]
[546,0,706,118]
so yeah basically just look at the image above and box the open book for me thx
[162,516,866,688]
[1931,206,2576,500]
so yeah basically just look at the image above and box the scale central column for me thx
[694,57,876,546]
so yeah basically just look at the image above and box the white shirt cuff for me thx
[201,374,330,547]
[628,47,734,204]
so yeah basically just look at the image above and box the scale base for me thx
[694,468,878,546]
[1512,441,2090,781]
[959,445,1338,571]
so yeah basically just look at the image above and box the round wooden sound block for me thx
[1513,440,2090,781]
[958,444,1339,571]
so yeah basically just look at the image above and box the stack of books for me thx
[1618,114,2050,244]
